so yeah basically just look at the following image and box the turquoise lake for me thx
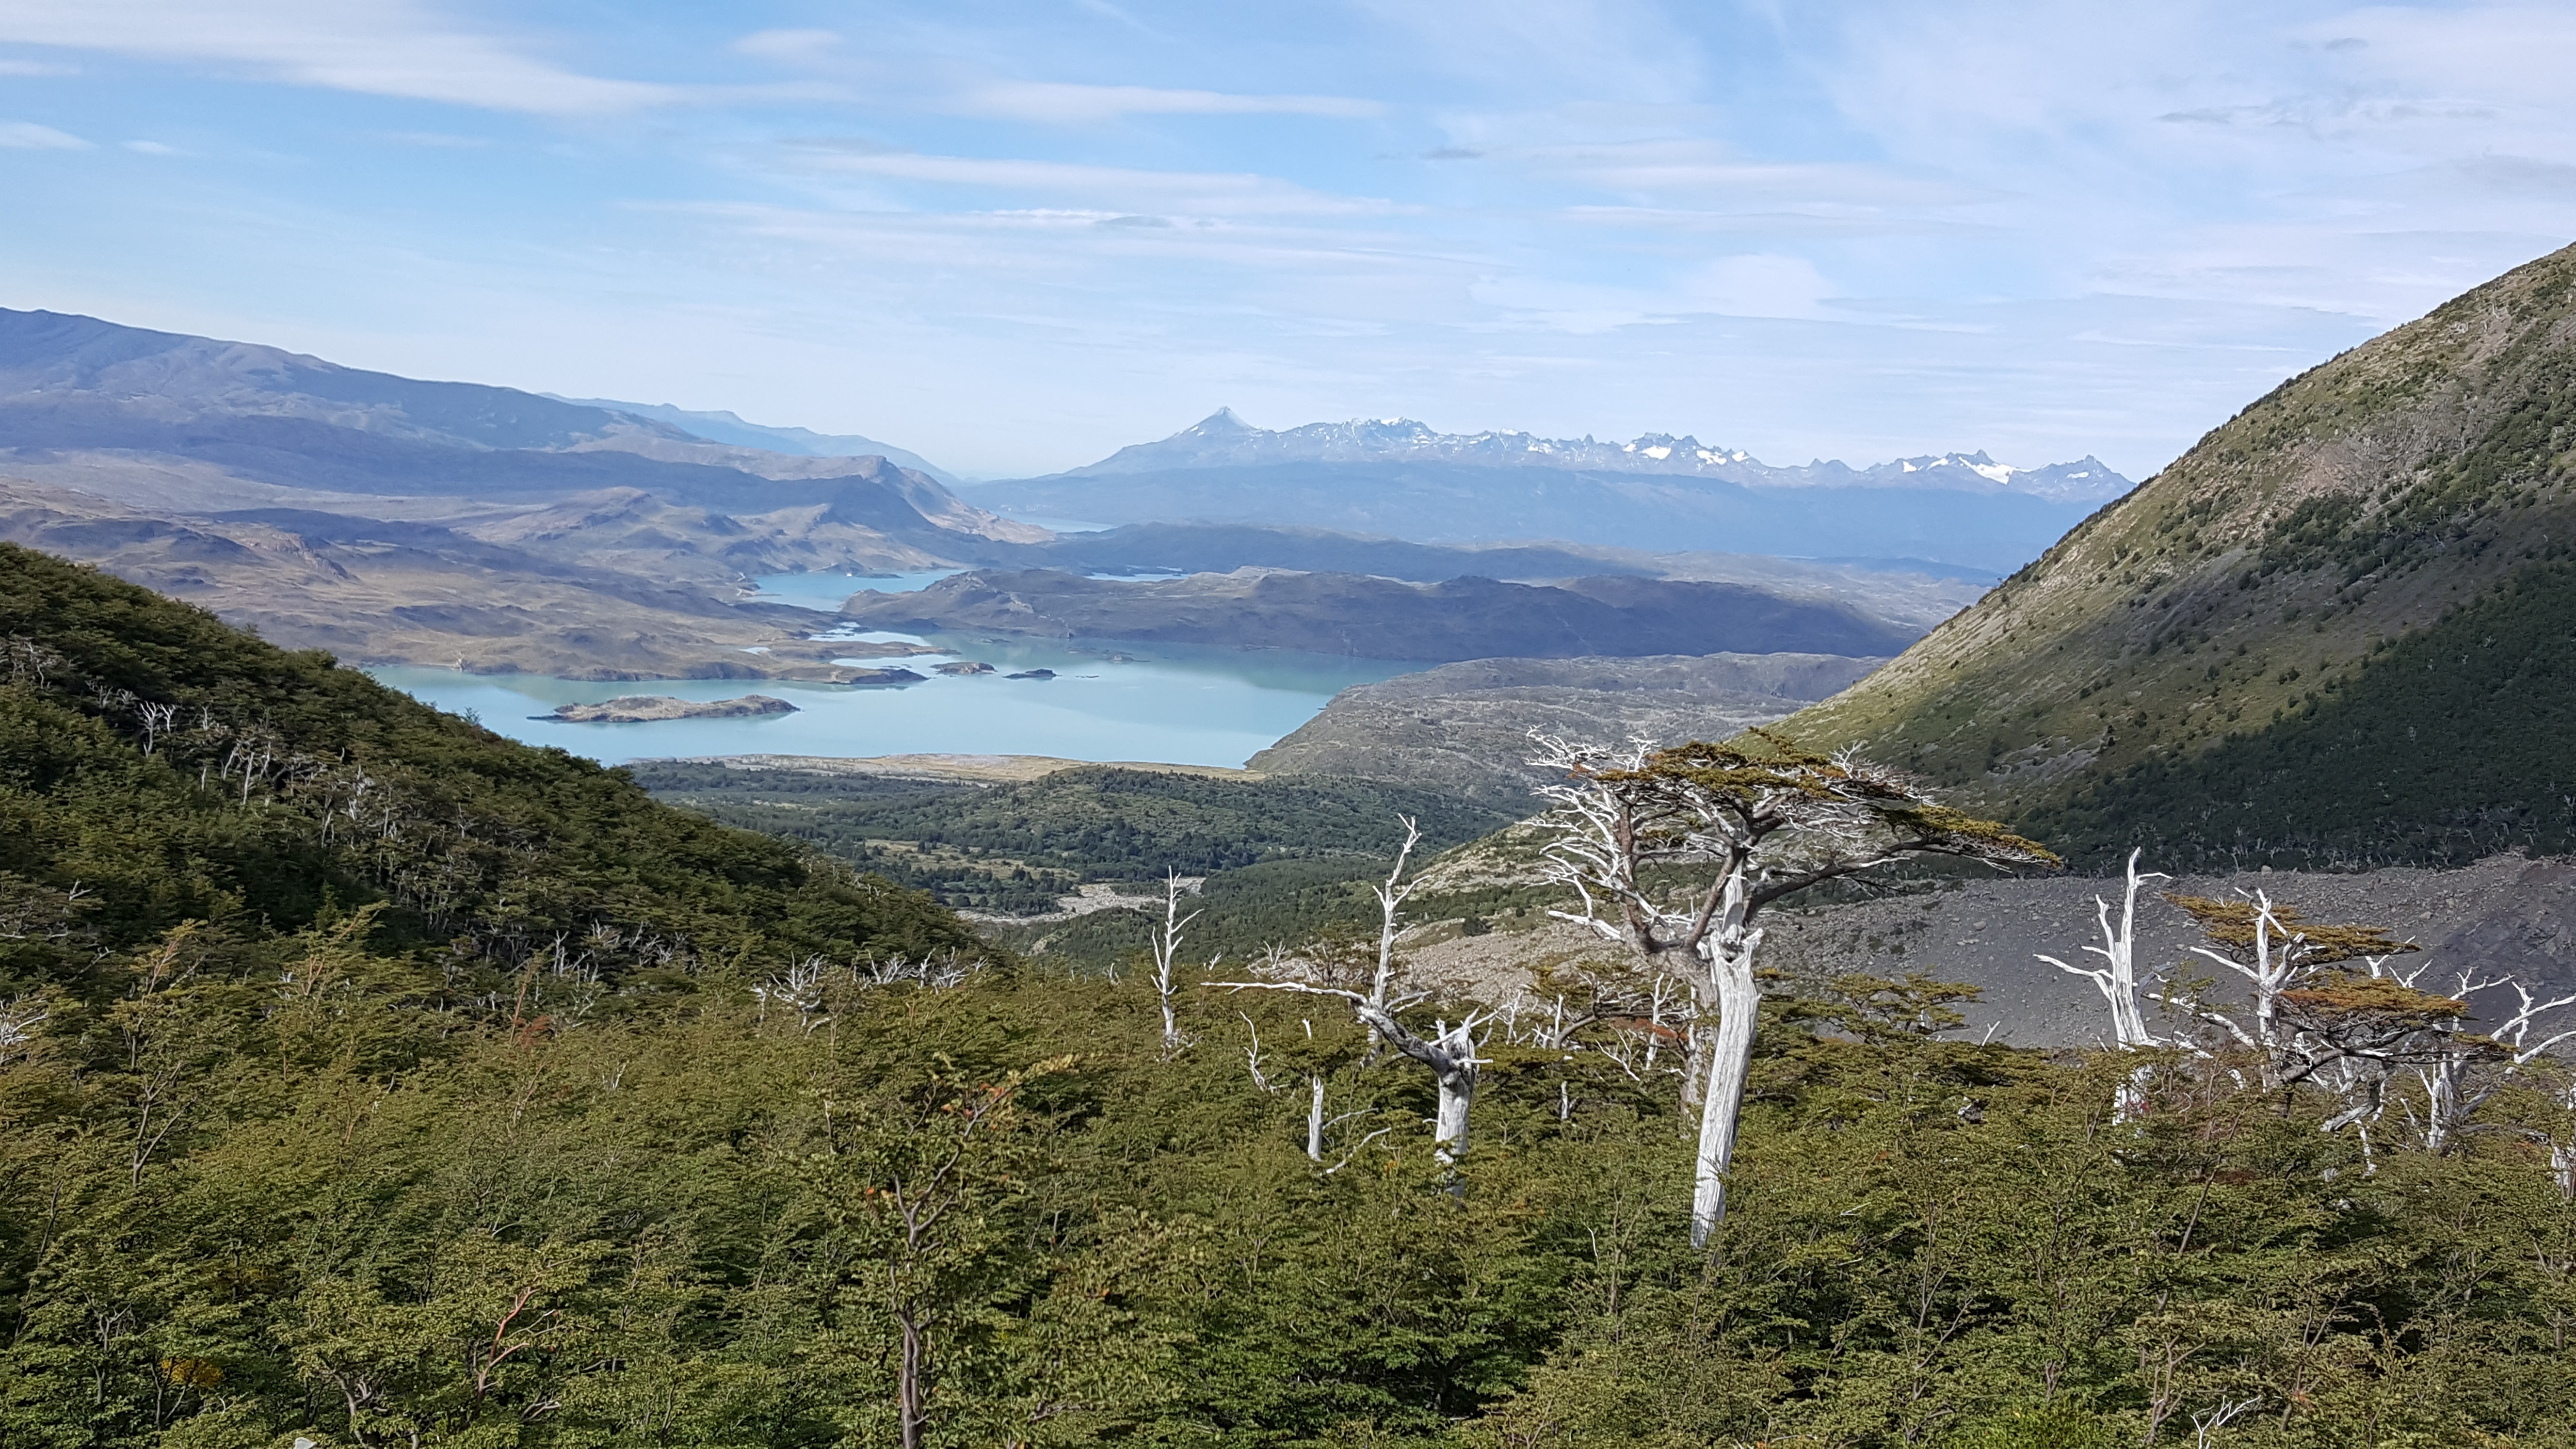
[369,574,1416,768]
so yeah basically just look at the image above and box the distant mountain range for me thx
[1067,407,2129,503]
[966,411,2134,573]
[0,307,1044,675]
[545,396,962,485]
[0,308,1980,676]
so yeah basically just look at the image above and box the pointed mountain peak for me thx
[1188,407,1256,435]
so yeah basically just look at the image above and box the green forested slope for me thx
[9,544,2576,1449]
[630,761,1516,950]
[2034,554,2576,865]
[0,542,975,990]
[1787,242,2576,866]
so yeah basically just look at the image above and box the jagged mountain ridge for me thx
[1783,240,2576,868]
[1050,406,2129,503]
[965,410,2130,573]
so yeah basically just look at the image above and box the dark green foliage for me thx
[631,761,1517,962]
[0,542,977,999]
[2033,554,2576,868]
[13,543,2576,1448]
[630,761,1512,891]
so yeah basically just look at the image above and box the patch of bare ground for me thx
[1353,852,2576,1047]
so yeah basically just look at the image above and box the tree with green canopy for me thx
[1529,728,2059,1246]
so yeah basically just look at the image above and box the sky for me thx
[2,2,2574,481]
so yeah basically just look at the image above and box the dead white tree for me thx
[2397,974,2576,1156]
[2190,1397,2263,1449]
[1366,818,1426,1030]
[2036,847,2166,1119]
[2037,848,2165,1051]
[1237,1012,1284,1093]
[1530,730,2057,1247]
[1218,817,1492,1178]
[1149,871,1200,1058]
[0,994,48,1066]
[2165,892,2416,1089]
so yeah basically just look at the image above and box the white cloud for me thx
[0,0,677,113]
[783,143,1396,216]
[724,30,1379,128]
[954,80,1381,125]
[123,138,178,154]
[0,55,73,74]
[1514,140,1999,208]
[1684,254,1835,319]
[0,119,86,148]
[1349,0,1704,105]
[731,29,842,64]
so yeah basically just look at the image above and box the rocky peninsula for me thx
[542,694,802,724]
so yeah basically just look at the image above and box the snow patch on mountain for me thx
[1057,411,2131,504]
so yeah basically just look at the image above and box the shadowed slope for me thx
[1783,241,2576,866]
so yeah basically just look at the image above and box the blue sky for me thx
[3,1,2573,480]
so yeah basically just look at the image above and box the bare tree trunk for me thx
[1150,872,1198,1057]
[1434,1065,1475,1169]
[1679,1021,1708,1111]
[897,1306,927,1449]
[2037,847,2167,1121]
[2422,1051,2461,1156]
[1307,1075,1325,1161]
[1690,937,1760,1248]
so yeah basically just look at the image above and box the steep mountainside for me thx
[1787,241,2576,867]
[838,567,1920,662]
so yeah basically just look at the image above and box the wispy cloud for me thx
[1513,140,2000,208]
[954,80,1381,125]
[1350,0,1705,104]
[782,142,1397,216]
[727,29,1377,128]
[0,0,678,113]
[0,119,87,148]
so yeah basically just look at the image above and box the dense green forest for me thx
[9,545,2576,1448]
[629,761,1513,924]
[2032,553,2576,868]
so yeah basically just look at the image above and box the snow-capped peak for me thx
[1058,414,2131,503]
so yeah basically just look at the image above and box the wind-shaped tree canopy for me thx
[1535,729,2058,1246]
[1543,731,2060,956]
[2166,895,2416,967]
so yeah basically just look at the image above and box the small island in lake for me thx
[1006,668,1057,680]
[934,660,996,676]
[542,694,800,724]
